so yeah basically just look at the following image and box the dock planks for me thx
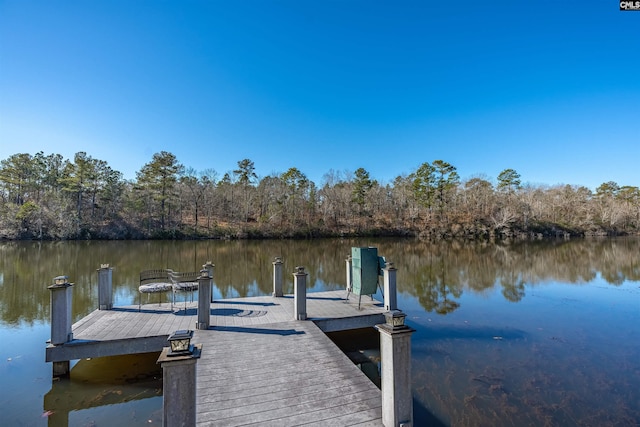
[195,320,383,426]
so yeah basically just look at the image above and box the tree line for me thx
[0,150,638,240]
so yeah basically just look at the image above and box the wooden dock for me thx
[46,290,387,426]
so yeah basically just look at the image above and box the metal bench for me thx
[138,269,174,310]
[170,271,200,311]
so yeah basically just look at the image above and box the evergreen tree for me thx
[352,167,373,214]
[497,168,522,193]
[136,151,183,232]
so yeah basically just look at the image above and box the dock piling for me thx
[376,310,415,427]
[48,275,73,377]
[202,261,215,303]
[197,269,212,330]
[97,264,113,310]
[293,266,307,320]
[157,344,202,427]
[383,262,398,311]
[273,257,283,297]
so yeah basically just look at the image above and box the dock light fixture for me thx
[167,329,193,356]
[384,310,407,329]
[53,276,69,286]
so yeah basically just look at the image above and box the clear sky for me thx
[1,0,638,191]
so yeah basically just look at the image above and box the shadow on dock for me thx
[177,308,270,317]
[112,306,174,314]
[203,325,306,336]
[214,300,278,306]
[306,295,348,301]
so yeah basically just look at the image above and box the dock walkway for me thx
[47,290,386,426]
[196,320,383,426]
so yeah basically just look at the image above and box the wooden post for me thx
[48,275,73,377]
[293,266,307,320]
[157,344,202,427]
[202,261,215,303]
[376,310,415,427]
[197,269,212,330]
[383,262,398,311]
[97,264,113,310]
[272,257,284,297]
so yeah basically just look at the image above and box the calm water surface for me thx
[0,238,638,426]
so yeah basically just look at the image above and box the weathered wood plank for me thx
[295,407,384,427]
[200,395,381,427]
[197,377,376,409]
[135,307,165,338]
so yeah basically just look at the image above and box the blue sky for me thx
[1,1,638,190]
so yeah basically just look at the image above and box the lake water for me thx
[0,238,638,426]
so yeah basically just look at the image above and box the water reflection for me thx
[413,253,462,314]
[1,238,639,325]
[43,353,162,427]
[326,328,381,388]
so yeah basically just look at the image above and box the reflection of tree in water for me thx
[1,237,640,325]
[601,270,625,285]
[500,274,526,302]
[413,252,462,315]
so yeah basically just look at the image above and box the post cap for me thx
[384,310,407,329]
[48,275,72,289]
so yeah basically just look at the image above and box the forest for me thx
[0,151,638,240]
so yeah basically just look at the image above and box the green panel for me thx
[351,247,379,296]
[378,256,386,275]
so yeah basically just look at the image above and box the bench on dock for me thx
[169,270,200,310]
[138,269,200,311]
[138,269,174,310]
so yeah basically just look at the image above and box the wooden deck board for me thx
[204,395,381,427]
[199,378,376,409]
[134,306,167,338]
[294,406,384,427]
